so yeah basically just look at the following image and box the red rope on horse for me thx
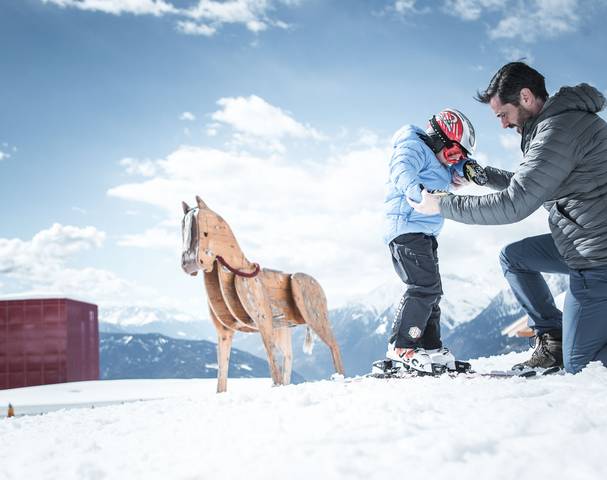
[216,256,261,278]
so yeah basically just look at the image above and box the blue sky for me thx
[1,0,606,314]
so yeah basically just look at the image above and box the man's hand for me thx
[407,188,442,215]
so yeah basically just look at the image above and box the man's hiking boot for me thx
[512,329,563,370]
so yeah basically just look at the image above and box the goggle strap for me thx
[429,116,453,149]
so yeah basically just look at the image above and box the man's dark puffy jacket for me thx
[440,84,607,269]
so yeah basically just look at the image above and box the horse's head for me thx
[181,196,224,274]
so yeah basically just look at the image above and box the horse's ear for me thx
[195,196,208,209]
[182,201,190,214]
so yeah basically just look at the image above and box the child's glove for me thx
[463,160,488,186]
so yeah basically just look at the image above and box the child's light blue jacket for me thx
[384,124,465,244]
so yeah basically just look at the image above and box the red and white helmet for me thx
[428,108,476,156]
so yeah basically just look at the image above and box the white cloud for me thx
[179,111,196,121]
[205,123,220,137]
[230,132,288,153]
[176,20,217,36]
[120,157,158,177]
[117,227,177,248]
[442,0,503,21]
[108,142,389,302]
[394,0,417,14]
[43,0,297,37]
[0,223,104,279]
[0,142,13,161]
[212,95,325,141]
[177,0,296,36]
[490,0,580,42]
[0,224,179,309]
[354,128,381,148]
[185,0,266,22]
[388,0,433,16]
[0,223,105,275]
[499,133,521,152]
[440,0,600,43]
[32,223,105,259]
[42,0,177,16]
[501,46,535,63]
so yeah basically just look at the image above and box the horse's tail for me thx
[303,326,315,354]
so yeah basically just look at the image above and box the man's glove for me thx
[463,160,488,186]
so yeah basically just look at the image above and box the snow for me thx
[374,322,387,335]
[1,352,607,480]
[100,306,199,327]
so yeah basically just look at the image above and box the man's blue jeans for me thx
[500,234,607,373]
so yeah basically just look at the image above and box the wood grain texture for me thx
[260,269,305,327]
[291,272,345,375]
[217,265,257,328]
[235,275,283,385]
[204,267,256,333]
[208,306,234,394]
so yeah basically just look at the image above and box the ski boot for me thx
[426,347,456,371]
[386,345,434,374]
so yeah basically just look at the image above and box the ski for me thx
[365,358,563,380]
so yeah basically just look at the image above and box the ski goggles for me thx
[443,143,468,164]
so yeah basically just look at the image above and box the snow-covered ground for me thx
[1,352,607,480]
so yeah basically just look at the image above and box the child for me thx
[383,108,485,373]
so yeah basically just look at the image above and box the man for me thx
[383,108,484,373]
[408,62,607,374]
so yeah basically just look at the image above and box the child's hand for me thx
[451,170,470,190]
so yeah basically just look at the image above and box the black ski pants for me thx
[389,233,443,349]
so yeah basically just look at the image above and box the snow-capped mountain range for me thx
[350,270,503,334]
[100,332,304,383]
[99,306,217,341]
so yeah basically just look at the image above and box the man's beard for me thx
[509,105,534,134]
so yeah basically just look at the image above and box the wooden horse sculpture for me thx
[181,196,345,392]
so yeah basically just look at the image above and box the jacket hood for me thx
[391,124,426,144]
[539,83,605,120]
[521,84,605,150]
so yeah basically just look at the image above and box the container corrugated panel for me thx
[0,298,99,390]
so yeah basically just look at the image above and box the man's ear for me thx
[519,87,535,106]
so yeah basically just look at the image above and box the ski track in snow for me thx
[1,357,607,480]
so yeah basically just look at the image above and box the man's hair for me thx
[475,62,549,105]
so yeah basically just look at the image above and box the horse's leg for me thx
[291,273,345,376]
[274,326,293,384]
[209,307,234,393]
[235,276,283,385]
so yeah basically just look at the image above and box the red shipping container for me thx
[0,298,99,390]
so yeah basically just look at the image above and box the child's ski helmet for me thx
[426,108,476,158]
